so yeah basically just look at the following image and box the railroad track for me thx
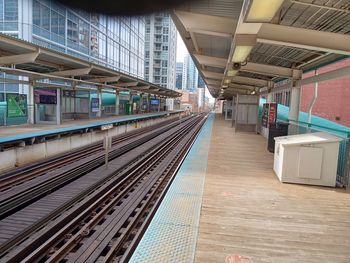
[0,117,178,191]
[0,116,190,220]
[0,114,207,262]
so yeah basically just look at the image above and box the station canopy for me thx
[0,34,181,98]
[172,0,350,99]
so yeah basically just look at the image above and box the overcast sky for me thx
[176,32,187,63]
[176,32,214,101]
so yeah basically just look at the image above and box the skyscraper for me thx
[182,53,198,93]
[144,13,177,89]
[198,74,206,110]
[0,0,146,96]
[176,62,183,89]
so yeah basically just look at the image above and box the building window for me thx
[162,45,168,51]
[161,60,168,67]
[3,0,18,21]
[78,20,89,48]
[67,19,78,43]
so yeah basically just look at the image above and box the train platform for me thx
[132,114,350,263]
[0,111,181,144]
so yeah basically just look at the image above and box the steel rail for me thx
[0,117,178,190]
[0,115,202,261]
[25,115,206,263]
[0,116,192,220]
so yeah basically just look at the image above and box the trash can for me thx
[268,122,289,153]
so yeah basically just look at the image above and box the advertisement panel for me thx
[91,98,100,112]
[268,103,278,125]
[262,103,269,128]
[7,93,27,118]
[150,99,159,105]
[63,90,75,97]
[34,89,57,104]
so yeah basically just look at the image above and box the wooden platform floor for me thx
[195,114,350,263]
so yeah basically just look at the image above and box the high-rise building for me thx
[175,62,183,89]
[182,53,198,93]
[198,87,205,111]
[198,75,206,89]
[144,13,177,89]
[0,0,146,96]
[197,75,206,111]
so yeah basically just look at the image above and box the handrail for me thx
[288,118,350,138]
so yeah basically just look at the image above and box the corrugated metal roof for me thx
[178,0,243,19]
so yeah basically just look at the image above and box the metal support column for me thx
[129,92,133,115]
[157,96,161,112]
[97,88,102,118]
[115,90,120,115]
[288,82,301,135]
[28,79,35,124]
[56,88,62,125]
[289,83,301,123]
[147,93,151,112]
[307,70,318,124]
[267,92,273,103]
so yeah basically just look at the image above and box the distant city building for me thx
[182,54,198,93]
[144,13,177,89]
[198,88,205,111]
[198,75,206,88]
[197,75,206,111]
[176,62,183,89]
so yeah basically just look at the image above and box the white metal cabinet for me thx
[273,132,341,187]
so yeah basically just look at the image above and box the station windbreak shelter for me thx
[172,0,350,187]
[0,34,181,125]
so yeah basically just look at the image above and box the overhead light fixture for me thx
[246,0,285,22]
[227,70,237,77]
[231,46,253,63]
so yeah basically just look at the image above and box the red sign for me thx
[268,103,277,124]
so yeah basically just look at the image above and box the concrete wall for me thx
[0,114,179,173]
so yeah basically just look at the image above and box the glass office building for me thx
[0,0,145,96]
[182,53,199,93]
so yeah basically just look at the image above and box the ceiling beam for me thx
[0,77,29,85]
[190,32,200,53]
[173,10,236,38]
[88,76,121,83]
[257,23,350,56]
[50,67,93,77]
[228,83,256,91]
[115,81,139,87]
[0,50,40,65]
[132,85,151,90]
[224,87,251,95]
[205,79,222,86]
[241,62,302,79]
[194,54,227,68]
[202,71,224,80]
[230,75,269,87]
